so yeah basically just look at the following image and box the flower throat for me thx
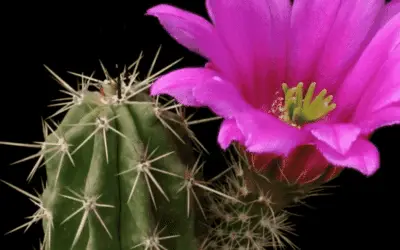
[271,82,336,127]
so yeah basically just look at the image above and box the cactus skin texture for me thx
[0,52,332,250]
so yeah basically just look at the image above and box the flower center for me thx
[270,82,336,127]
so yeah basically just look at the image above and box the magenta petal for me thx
[235,110,309,156]
[206,0,291,66]
[205,0,215,23]
[333,13,400,120]
[206,0,272,70]
[146,4,213,55]
[287,0,341,84]
[206,0,291,107]
[369,59,400,112]
[352,48,400,122]
[314,0,384,93]
[307,123,361,155]
[192,76,252,119]
[150,67,219,106]
[380,0,400,27]
[146,4,234,78]
[356,105,400,135]
[218,119,245,149]
[316,138,379,176]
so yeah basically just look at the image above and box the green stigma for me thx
[280,82,336,127]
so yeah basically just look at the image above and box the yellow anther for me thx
[277,82,336,126]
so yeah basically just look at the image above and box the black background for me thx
[0,1,398,249]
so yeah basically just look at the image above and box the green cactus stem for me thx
[39,91,197,250]
[0,51,221,250]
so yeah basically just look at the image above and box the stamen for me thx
[274,82,336,127]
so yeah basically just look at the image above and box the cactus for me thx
[1,50,205,250]
[1,50,331,250]
[38,91,198,250]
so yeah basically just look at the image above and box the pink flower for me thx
[147,0,400,182]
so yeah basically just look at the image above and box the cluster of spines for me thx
[197,148,299,250]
